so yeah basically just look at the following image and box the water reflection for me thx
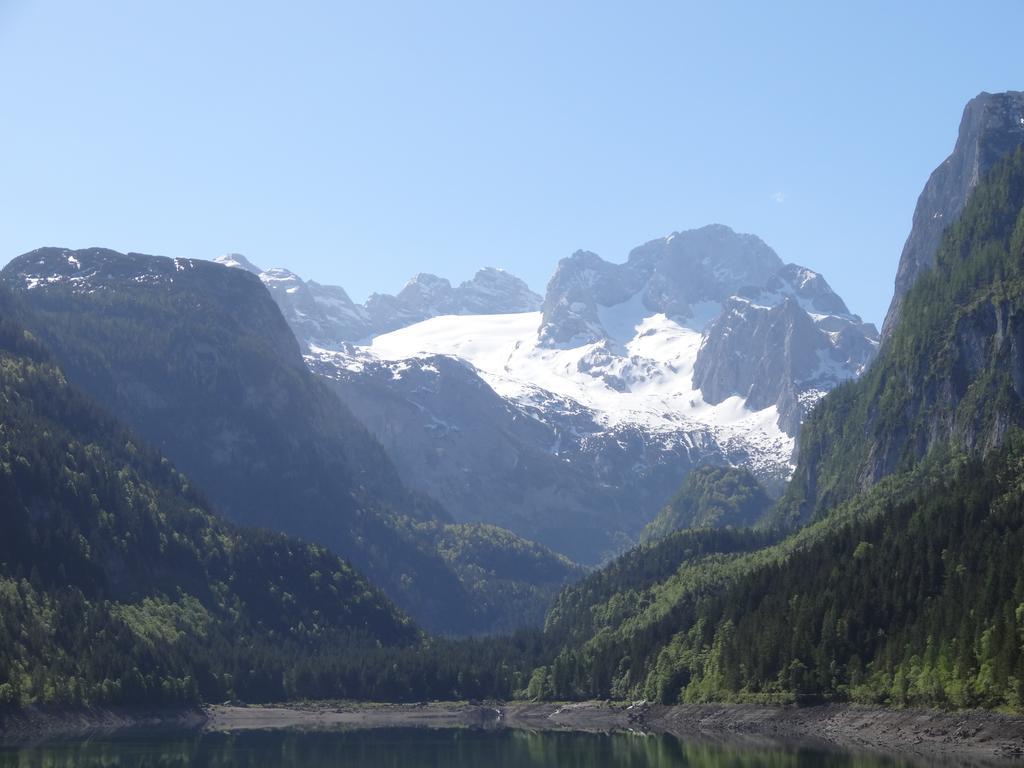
[0,727,916,768]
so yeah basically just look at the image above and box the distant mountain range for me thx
[217,225,877,562]
[217,253,542,345]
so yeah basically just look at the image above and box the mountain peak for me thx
[540,225,794,348]
[454,266,542,314]
[402,272,452,290]
[628,224,782,280]
[215,252,263,274]
[396,273,455,318]
[882,90,1024,340]
[533,226,877,433]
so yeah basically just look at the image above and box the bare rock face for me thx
[881,91,1024,340]
[216,254,372,345]
[628,224,784,308]
[538,224,783,347]
[395,273,455,316]
[537,226,878,436]
[454,267,542,315]
[694,266,879,435]
[696,298,818,435]
[538,250,639,347]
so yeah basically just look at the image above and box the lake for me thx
[0,727,919,767]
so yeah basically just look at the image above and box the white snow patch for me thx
[363,310,795,467]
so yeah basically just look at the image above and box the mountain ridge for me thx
[216,254,543,347]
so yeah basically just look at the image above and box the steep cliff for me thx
[780,144,1024,525]
[882,90,1024,340]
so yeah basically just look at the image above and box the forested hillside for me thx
[532,447,1024,707]
[640,466,773,542]
[779,146,1024,526]
[0,287,417,707]
[524,147,1024,710]
[0,250,578,635]
[0,286,555,707]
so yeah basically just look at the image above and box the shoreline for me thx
[204,700,1024,764]
[3,700,1024,764]
[0,705,206,744]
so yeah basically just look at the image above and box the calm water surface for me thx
[0,728,917,767]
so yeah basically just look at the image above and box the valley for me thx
[220,223,876,561]
[3,18,1024,759]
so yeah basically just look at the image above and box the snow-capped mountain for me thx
[536,225,878,435]
[694,264,879,434]
[219,225,878,562]
[538,225,782,347]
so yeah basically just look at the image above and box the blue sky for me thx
[1,2,1022,326]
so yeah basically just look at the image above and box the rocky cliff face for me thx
[694,265,879,434]
[310,352,643,561]
[452,267,543,314]
[881,91,1024,340]
[778,132,1024,526]
[538,224,783,347]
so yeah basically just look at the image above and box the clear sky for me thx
[1,1,1022,325]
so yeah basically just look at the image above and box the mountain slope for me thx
[233,226,874,562]
[779,144,1024,526]
[0,249,576,634]
[0,286,417,708]
[536,444,1024,709]
[529,99,1024,711]
[308,351,645,561]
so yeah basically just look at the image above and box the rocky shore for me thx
[3,699,1024,765]
[202,700,1024,764]
[535,701,1024,766]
